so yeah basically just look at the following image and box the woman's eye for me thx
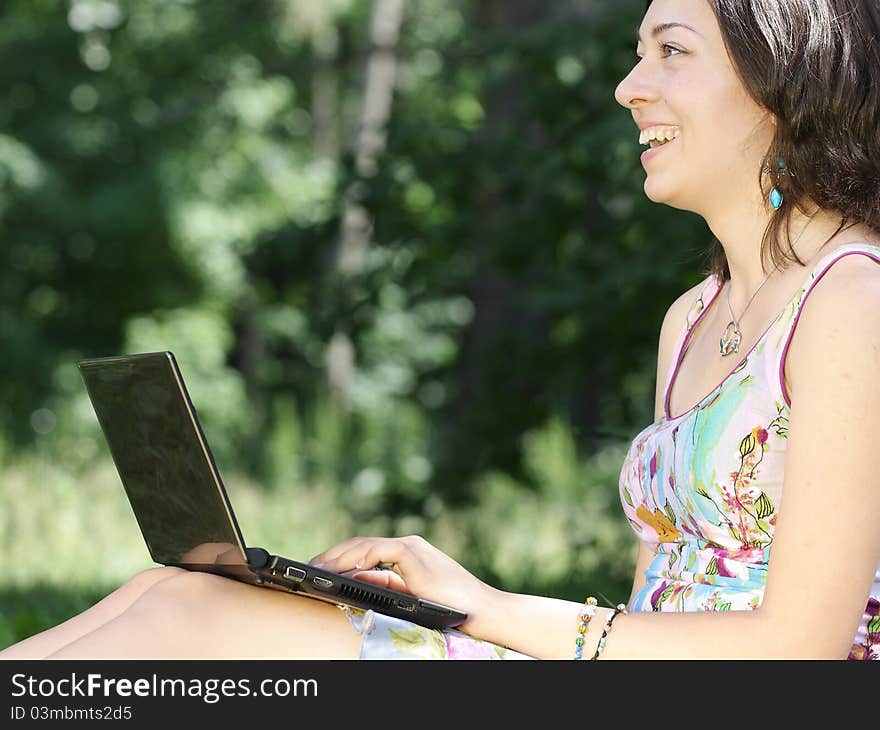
[633,44,683,63]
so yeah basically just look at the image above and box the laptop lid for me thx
[77,351,253,577]
[78,351,470,630]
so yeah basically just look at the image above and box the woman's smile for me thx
[641,135,679,165]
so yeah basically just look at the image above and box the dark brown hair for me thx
[645,0,880,280]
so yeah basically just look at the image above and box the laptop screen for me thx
[77,352,250,573]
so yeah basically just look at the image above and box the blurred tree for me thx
[0,0,710,510]
[326,0,405,409]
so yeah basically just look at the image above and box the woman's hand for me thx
[308,535,498,637]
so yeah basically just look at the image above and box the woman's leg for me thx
[0,567,187,659]
[45,570,363,659]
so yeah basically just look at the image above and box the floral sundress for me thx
[620,242,880,659]
[338,605,535,659]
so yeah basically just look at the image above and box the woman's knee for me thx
[116,570,218,637]
[126,572,363,657]
[134,569,227,614]
[81,567,185,610]
[121,566,188,594]
[109,567,195,616]
[135,570,315,626]
[132,570,270,649]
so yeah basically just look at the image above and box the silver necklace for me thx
[719,213,818,357]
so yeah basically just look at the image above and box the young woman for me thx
[3,0,879,660]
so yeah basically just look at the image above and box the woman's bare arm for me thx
[627,540,657,608]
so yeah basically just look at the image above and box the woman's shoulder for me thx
[811,241,880,288]
[791,240,880,319]
[653,274,719,420]
[658,274,719,357]
[785,242,880,401]
[660,273,718,340]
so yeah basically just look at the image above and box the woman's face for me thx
[614,0,775,216]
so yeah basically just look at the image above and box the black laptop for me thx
[76,351,467,631]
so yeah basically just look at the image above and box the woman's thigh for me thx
[0,566,187,659]
[47,570,363,659]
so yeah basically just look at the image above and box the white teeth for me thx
[639,126,680,145]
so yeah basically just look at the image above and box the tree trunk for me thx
[311,26,340,161]
[326,0,405,408]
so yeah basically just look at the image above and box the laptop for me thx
[76,351,467,631]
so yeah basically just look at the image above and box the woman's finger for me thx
[359,542,417,574]
[320,538,415,576]
[307,536,370,566]
[351,569,412,594]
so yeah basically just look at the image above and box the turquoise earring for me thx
[768,156,786,210]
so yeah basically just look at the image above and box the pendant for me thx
[720,321,741,357]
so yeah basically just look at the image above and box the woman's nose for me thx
[614,60,658,110]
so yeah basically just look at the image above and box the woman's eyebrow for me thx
[635,21,702,42]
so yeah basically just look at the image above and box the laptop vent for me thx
[338,583,394,610]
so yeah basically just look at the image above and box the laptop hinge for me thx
[245,546,270,569]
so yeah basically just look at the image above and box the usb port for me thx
[397,600,416,612]
[419,600,450,615]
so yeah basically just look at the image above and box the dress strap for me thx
[774,242,880,408]
[661,273,724,414]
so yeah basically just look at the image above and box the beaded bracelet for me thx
[590,603,628,660]
[572,596,598,660]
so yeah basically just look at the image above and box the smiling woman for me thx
[631,0,880,283]
[611,0,880,660]
[3,0,880,661]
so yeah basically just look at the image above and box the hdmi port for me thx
[397,600,416,612]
